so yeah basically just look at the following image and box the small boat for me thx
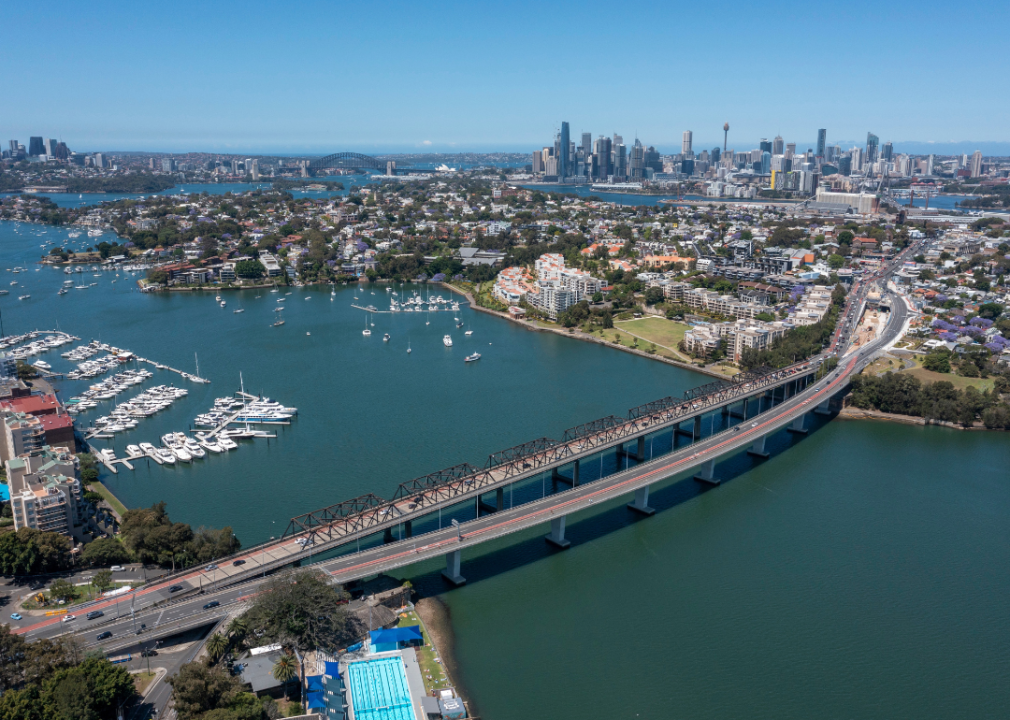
[306,332,311,336]
[220,301,226,307]
[465,330,473,336]
[273,320,285,327]
[407,341,411,354]
[383,333,390,342]
[465,352,481,363]
[18,295,29,300]
[233,309,245,313]
[443,335,453,347]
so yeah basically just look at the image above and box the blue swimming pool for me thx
[347,656,414,720]
[0,483,8,501]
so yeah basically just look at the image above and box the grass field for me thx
[132,671,156,695]
[396,609,451,694]
[902,366,995,392]
[92,482,128,517]
[612,317,693,360]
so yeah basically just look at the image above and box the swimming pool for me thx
[346,656,415,720]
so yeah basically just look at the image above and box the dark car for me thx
[86,610,105,620]
[135,623,146,635]
[168,585,184,593]
[203,601,220,610]
[96,631,113,640]
[141,648,158,657]
[232,559,246,566]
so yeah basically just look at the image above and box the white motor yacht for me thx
[126,444,142,457]
[155,448,177,465]
[218,437,238,451]
[443,335,453,347]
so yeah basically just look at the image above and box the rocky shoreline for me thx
[415,596,477,717]
[838,405,995,431]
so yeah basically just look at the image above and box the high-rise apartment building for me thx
[926,154,935,176]
[559,121,570,178]
[816,129,827,157]
[772,136,784,155]
[970,150,983,177]
[865,133,879,164]
[682,130,693,156]
[6,446,82,538]
[850,147,863,173]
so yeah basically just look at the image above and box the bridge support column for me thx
[742,399,749,420]
[545,515,570,549]
[788,413,809,435]
[674,422,693,442]
[814,399,832,416]
[552,465,576,486]
[693,458,720,486]
[383,528,394,544]
[615,437,645,463]
[496,487,505,511]
[404,521,413,538]
[747,434,770,458]
[693,415,702,440]
[442,550,465,585]
[477,492,498,514]
[627,485,656,516]
[637,436,646,461]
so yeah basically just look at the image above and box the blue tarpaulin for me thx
[307,691,326,709]
[346,642,363,652]
[368,626,423,645]
[305,675,324,692]
[324,661,341,677]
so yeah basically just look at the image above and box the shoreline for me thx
[415,595,477,718]
[441,282,730,381]
[838,405,997,431]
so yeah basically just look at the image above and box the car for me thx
[96,631,113,640]
[232,559,246,566]
[9,613,22,621]
[86,610,104,620]
[168,585,183,593]
[203,601,220,610]
[205,564,218,571]
[135,623,146,635]
[141,649,158,657]
[110,565,125,572]
[62,614,76,623]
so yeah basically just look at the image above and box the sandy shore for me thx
[415,596,477,717]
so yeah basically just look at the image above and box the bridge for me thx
[308,151,420,175]
[16,245,919,647]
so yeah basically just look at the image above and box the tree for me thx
[147,269,169,285]
[235,259,266,279]
[168,662,246,720]
[15,360,38,380]
[922,349,952,374]
[207,632,229,662]
[49,578,77,603]
[828,253,845,269]
[92,569,113,595]
[644,287,664,305]
[244,570,353,652]
[80,538,131,568]
[272,653,298,700]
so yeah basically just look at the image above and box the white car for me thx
[62,614,76,623]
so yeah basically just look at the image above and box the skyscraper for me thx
[850,147,863,173]
[581,132,592,156]
[772,135,784,155]
[759,139,772,153]
[594,136,611,180]
[682,130,693,156]
[970,150,983,177]
[785,143,796,159]
[612,141,627,180]
[881,142,893,162]
[926,154,935,176]
[28,137,44,156]
[865,133,879,164]
[629,139,645,179]
[711,147,721,164]
[760,151,771,174]
[559,122,570,179]
[816,129,827,157]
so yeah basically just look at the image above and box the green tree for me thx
[235,259,266,279]
[244,570,352,652]
[922,350,952,373]
[272,653,298,700]
[92,569,113,594]
[168,662,247,720]
[207,632,229,662]
[80,538,131,568]
[828,253,845,269]
[146,269,169,285]
[48,578,77,603]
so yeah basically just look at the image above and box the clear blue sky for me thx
[6,0,1007,154]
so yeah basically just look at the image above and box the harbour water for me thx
[2,216,1008,717]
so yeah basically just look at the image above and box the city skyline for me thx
[6,0,1010,152]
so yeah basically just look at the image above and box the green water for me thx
[406,420,1010,719]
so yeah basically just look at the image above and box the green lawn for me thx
[396,609,451,694]
[903,367,994,392]
[91,482,128,517]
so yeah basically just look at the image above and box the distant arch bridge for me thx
[308,152,417,175]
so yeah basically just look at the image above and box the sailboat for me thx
[191,353,210,383]
[362,312,371,336]
[407,341,411,354]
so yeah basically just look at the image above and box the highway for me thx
[15,242,918,648]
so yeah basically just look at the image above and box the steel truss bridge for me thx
[308,152,419,175]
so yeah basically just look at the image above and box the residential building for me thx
[2,413,44,463]
[682,130,693,156]
[6,445,82,538]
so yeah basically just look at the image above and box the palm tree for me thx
[272,653,298,701]
[226,617,248,642]
[206,632,228,662]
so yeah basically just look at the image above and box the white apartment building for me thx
[684,319,792,363]
[2,412,44,463]
[7,446,82,538]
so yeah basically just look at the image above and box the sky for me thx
[6,0,1009,155]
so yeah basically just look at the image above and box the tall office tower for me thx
[816,129,827,157]
[8,140,17,155]
[54,142,69,160]
[93,153,104,169]
[629,139,645,179]
[760,151,771,174]
[559,121,570,178]
[532,150,543,174]
[759,138,772,154]
[581,132,592,156]
[613,133,623,147]
[711,147,721,164]
[612,142,627,179]
[772,135,784,155]
[250,159,260,180]
[28,137,45,156]
[594,136,612,179]
[837,155,852,176]
[785,143,796,159]
[926,154,935,176]
[850,147,863,173]
[682,130,693,155]
[970,150,983,177]
[42,138,56,156]
[865,132,879,164]
[960,154,968,168]
[881,142,893,162]
[644,146,662,173]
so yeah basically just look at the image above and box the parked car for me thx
[110,565,125,572]
[96,631,113,640]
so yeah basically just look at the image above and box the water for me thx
[0,219,705,544]
[390,419,1010,719]
[520,183,707,207]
